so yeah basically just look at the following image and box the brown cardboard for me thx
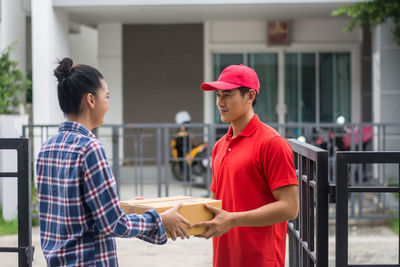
[120,196,222,237]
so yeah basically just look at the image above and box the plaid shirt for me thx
[36,121,167,267]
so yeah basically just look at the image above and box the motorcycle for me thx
[170,111,209,185]
[298,116,373,182]
[313,116,372,153]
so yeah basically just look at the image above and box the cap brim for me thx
[201,81,241,91]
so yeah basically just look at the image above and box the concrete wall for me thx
[95,23,123,158]
[122,24,204,124]
[122,24,204,159]
[69,25,98,67]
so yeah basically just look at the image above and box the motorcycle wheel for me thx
[171,162,184,181]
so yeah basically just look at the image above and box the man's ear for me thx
[247,89,256,104]
[86,93,95,109]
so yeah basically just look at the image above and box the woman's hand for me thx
[160,203,191,241]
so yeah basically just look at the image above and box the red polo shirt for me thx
[210,114,298,267]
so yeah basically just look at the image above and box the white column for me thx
[32,0,68,125]
[0,0,27,71]
[372,26,381,125]
[371,21,400,181]
[31,1,69,192]
[203,21,214,125]
[98,23,123,125]
[98,23,123,158]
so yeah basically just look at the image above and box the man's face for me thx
[216,89,251,123]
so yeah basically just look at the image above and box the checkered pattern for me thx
[36,121,167,266]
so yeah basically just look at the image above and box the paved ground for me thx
[0,226,213,267]
[0,177,398,266]
[0,223,397,267]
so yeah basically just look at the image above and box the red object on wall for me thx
[268,21,289,45]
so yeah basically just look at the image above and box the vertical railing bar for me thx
[133,131,139,196]
[397,162,400,265]
[188,126,193,196]
[358,127,363,218]
[112,127,120,197]
[156,127,162,197]
[336,153,349,267]
[317,149,328,267]
[182,127,188,196]
[164,127,170,196]
[18,139,33,266]
[382,125,387,215]
[139,130,144,196]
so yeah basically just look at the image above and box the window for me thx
[212,52,351,124]
[213,53,278,123]
[285,52,351,123]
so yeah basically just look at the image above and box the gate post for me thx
[0,138,34,266]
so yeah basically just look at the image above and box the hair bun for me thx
[54,57,73,82]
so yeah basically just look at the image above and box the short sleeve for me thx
[262,136,298,192]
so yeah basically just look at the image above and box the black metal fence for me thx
[23,122,400,218]
[336,151,400,267]
[0,138,34,267]
[287,139,329,267]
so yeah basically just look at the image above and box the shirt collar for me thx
[227,114,260,138]
[59,121,96,138]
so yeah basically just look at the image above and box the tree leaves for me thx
[332,0,400,45]
[0,42,28,114]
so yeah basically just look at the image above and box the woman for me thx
[36,58,190,266]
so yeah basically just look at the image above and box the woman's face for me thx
[92,79,110,127]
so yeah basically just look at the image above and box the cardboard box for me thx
[120,196,222,237]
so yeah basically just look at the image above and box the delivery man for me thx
[193,64,299,267]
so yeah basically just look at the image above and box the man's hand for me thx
[192,204,234,239]
[160,203,191,241]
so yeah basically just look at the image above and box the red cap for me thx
[201,64,260,93]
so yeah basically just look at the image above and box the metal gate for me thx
[287,139,329,267]
[0,138,34,267]
[336,151,400,267]
[288,139,400,267]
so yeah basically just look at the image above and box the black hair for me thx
[238,86,258,107]
[54,57,104,114]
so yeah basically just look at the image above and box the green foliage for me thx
[0,207,18,236]
[332,0,400,45]
[0,184,40,235]
[391,217,399,235]
[0,42,28,114]
[31,185,39,227]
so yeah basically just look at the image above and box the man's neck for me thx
[231,110,254,138]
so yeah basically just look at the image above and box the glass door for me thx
[284,52,351,123]
[285,53,316,123]
[248,53,278,123]
[319,53,351,123]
